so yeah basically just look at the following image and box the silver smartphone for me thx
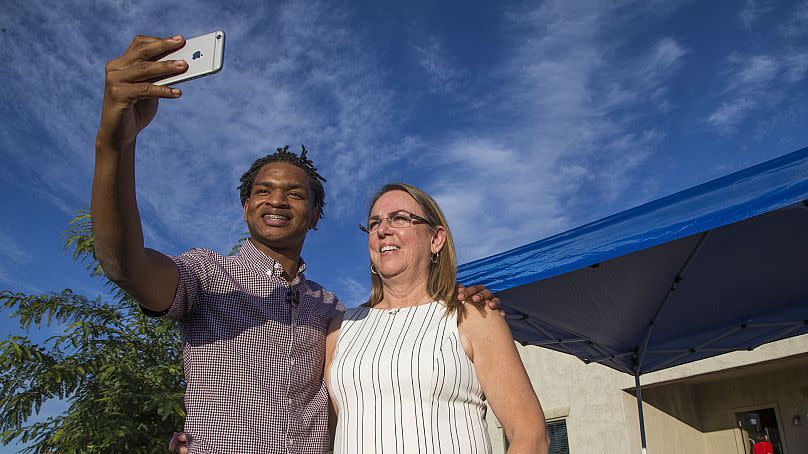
[154,31,225,86]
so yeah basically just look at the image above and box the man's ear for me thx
[242,200,249,222]
[309,206,321,231]
[431,226,447,254]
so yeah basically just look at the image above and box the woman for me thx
[325,183,548,453]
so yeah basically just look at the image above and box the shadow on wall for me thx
[624,354,808,434]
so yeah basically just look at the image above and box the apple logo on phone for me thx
[192,51,203,60]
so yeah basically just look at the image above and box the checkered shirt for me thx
[160,240,344,453]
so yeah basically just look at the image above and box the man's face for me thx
[243,162,319,253]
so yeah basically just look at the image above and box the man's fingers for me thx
[122,35,162,63]
[486,296,501,310]
[123,35,184,64]
[177,432,188,454]
[114,82,181,102]
[125,34,161,53]
[456,285,467,301]
[168,432,179,451]
[118,59,188,83]
[462,285,490,302]
[476,289,494,301]
[137,35,185,61]
[104,82,179,108]
[168,432,188,452]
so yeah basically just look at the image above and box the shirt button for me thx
[288,438,294,445]
[288,398,293,405]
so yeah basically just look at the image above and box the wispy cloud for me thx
[339,277,369,307]
[778,1,808,37]
[3,0,399,254]
[0,228,35,291]
[739,0,775,27]
[708,2,808,134]
[0,228,28,265]
[784,53,808,82]
[706,52,807,133]
[412,35,465,95]
[422,1,683,261]
[707,98,757,132]
[734,55,779,86]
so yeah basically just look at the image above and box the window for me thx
[502,419,569,454]
[547,419,570,454]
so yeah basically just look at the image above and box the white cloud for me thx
[784,53,808,82]
[2,0,400,254]
[739,0,775,27]
[648,38,688,72]
[412,35,464,95]
[339,277,369,307]
[706,50,807,134]
[418,1,683,261]
[734,55,779,86]
[0,228,28,265]
[778,2,808,37]
[0,239,38,293]
[706,1,808,135]
[707,98,756,133]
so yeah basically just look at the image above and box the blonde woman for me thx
[325,183,548,453]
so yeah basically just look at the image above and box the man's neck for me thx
[248,238,302,282]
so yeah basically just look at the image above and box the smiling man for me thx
[91,35,497,454]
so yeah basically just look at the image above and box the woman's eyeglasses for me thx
[359,211,433,234]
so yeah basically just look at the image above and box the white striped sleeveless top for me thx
[328,300,492,453]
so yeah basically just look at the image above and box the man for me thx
[92,35,498,453]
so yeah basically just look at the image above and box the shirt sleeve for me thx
[140,249,213,321]
[328,293,346,320]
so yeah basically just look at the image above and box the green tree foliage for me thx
[0,213,185,453]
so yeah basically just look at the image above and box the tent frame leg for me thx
[635,373,648,454]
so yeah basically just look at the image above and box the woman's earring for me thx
[431,252,439,264]
[371,263,379,275]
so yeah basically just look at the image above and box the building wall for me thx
[487,333,808,454]
[621,389,709,454]
[486,344,635,453]
[695,362,807,454]
[639,347,808,454]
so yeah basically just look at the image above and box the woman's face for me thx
[367,190,444,283]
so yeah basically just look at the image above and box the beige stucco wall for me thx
[638,337,808,454]
[488,333,808,453]
[621,389,709,454]
[486,344,635,453]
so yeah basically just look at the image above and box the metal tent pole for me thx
[635,373,648,454]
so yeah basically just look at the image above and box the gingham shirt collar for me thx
[238,239,307,280]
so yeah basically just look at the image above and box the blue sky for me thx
[1,0,808,443]
[3,0,808,305]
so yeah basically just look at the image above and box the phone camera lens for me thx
[216,34,222,39]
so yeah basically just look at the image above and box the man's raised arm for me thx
[91,35,188,313]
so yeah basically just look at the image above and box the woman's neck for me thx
[379,276,432,309]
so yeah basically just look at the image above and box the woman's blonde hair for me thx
[367,183,478,318]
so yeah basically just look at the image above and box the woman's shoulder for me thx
[457,302,510,341]
[457,301,500,324]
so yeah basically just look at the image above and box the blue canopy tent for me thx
[457,147,808,453]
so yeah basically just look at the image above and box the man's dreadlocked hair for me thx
[238,145,327,220]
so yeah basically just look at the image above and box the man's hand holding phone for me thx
[97,35,188,150]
